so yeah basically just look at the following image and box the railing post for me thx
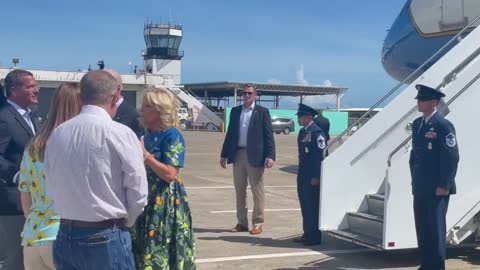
[336,94,340,111]
[234,88,238,106]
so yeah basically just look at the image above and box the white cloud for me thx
[322,79,333,87]
[267,78,282,84]
[296,64,309,85]
[265,65,340,109]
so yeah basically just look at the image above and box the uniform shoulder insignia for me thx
[445,132,457,148]
[317,134,326,149]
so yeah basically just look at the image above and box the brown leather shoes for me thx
[230,224,249,232]
[249,225,263,235]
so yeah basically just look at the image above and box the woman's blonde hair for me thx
[142,86,179,129]
[28,82,81,160]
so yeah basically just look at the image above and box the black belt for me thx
[237,146,246,150]
[60,218,126,228]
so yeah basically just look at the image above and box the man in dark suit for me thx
[0,84,5,106]
[220,84,275,235]
[106,69,141,135]
[409,84,459,270]
[314,109,330,155]
[115,96,141,135]
[0,69,40,270]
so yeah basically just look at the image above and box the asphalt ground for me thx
[180,131,480,270]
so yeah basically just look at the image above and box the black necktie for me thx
[418,119,426,135]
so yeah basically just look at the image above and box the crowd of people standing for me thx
[0,69,195,270]
[0,68,458,270]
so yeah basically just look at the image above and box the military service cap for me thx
[296,103,318,117]
[415,84,446,101]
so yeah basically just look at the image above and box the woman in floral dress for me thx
[132,87,195,270]
[18,82,81,270]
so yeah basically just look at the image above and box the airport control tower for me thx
[142,22,183,84]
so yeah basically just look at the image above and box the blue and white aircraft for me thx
[382,0,480,82]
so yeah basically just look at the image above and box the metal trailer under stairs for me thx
[320,18,480,250]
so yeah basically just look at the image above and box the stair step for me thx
[348,212,383,239]
[367,194,385,217]
[368,194,385,201]
[328,229,383,250]
[349,212,383,222]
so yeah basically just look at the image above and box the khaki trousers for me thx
[0,215,25,270]
[24,242,55,270]
[233,149,265,227]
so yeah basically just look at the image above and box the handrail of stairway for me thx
[179,86,202,99]
[450,199,480,232]
[387,70,480,167]
[174,86,223,127]
[324,16,480,157]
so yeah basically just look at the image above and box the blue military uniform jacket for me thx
[297,122,326,180]
[409,112,459,195]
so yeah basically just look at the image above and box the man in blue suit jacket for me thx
[220,84,275,235]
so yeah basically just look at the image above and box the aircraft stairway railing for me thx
[324,16,480,158]
[387,69,480,167]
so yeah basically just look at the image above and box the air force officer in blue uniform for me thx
[409,84,459,270]
[294,104,326,246]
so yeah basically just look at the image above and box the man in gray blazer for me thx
[0,69,39,270]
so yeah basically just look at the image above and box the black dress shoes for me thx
[292,235,306,243]
[303,240,322,246]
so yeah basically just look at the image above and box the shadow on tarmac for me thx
[198,232,480,270]
[279,165,298,175]
[272,247,480,270]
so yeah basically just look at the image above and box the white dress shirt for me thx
[304,120,314,130]
[116,97,124,108]
[45,105,148,226]
[238,103,255,147]
[424,110,437,124]
[7,99,35,134]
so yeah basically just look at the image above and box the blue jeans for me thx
[53,223,135,270]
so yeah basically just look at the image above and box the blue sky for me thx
[1,0,407,108]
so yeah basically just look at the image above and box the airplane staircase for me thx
[166,85,223,130]
[320,17,480,250]
[328,192,385,249]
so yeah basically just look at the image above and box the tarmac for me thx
[180,131,480,270]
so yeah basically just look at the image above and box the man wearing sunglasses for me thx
[220,84,276,235]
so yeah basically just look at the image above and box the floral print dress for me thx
[132,128,196,270]
[18,150,60,247]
